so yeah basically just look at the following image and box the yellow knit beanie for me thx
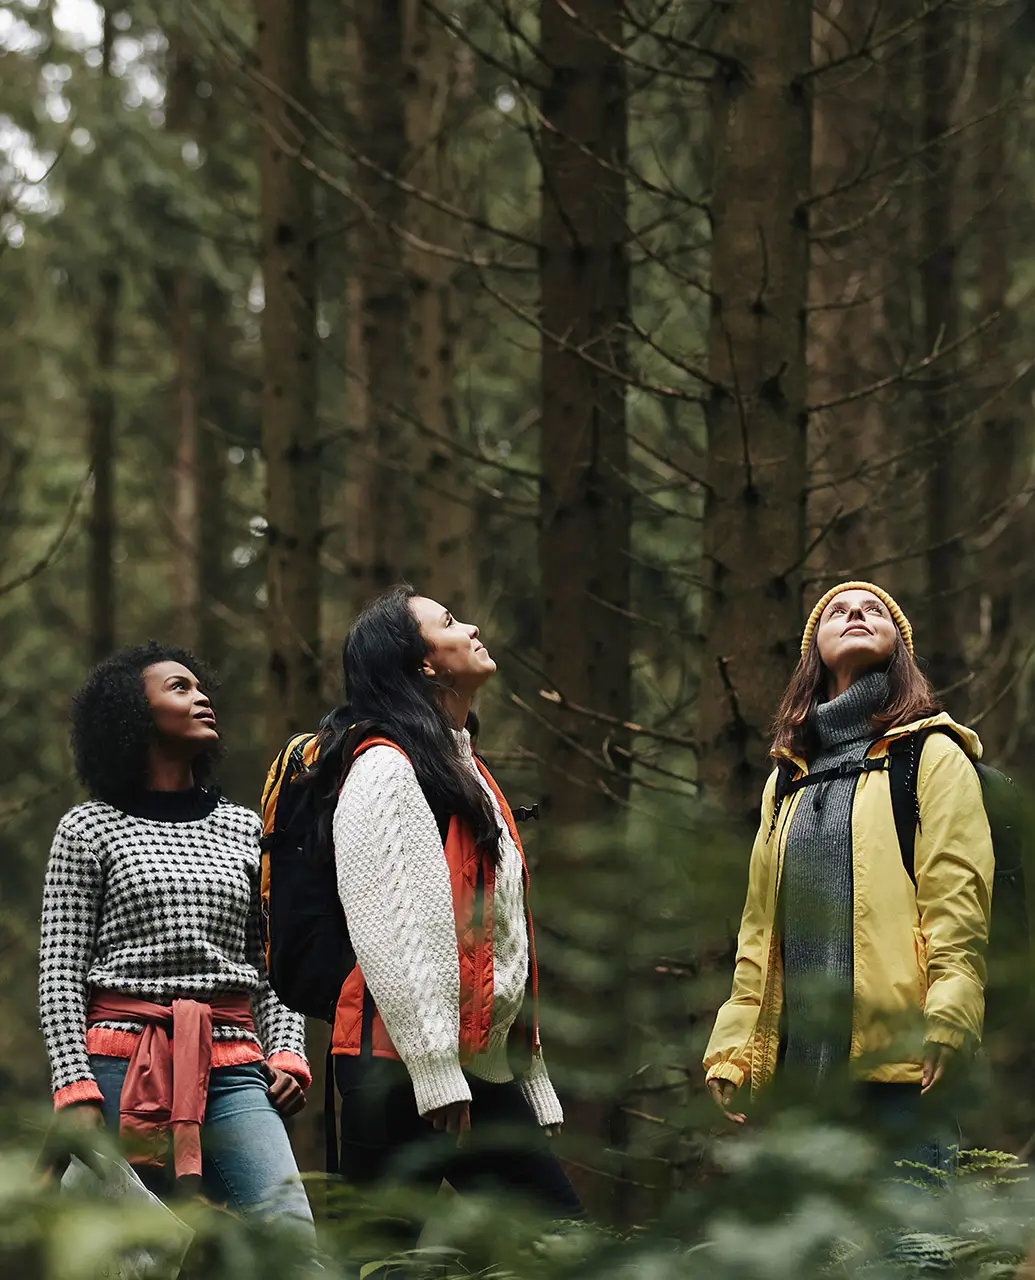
[801,581,914,659]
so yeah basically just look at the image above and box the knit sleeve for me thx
[520,1051,564,1127]
[334,747,471,1116]
[245,824,311,1088]
[38,815,105,1107]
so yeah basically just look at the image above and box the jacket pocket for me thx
[912,927,929,1001]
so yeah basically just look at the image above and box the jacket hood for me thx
[773,709,983,772]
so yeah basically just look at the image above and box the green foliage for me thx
[4,2,1035,1269]
[3,1120,1034,1280]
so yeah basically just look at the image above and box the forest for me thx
[3,0,1035,1275]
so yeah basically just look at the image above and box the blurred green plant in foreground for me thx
[9,799,1035,1280]
[8,1112,1035,1280]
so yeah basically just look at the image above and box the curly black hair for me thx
[71,642,221,804]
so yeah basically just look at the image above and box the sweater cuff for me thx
[704,1060,746,1089]
[520,1062,564,1128]
[54,1079,105,1111]
[268,1051,312,1090]
[406,1051,472,1116]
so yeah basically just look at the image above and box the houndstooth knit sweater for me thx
[333,729,563,1127]
[38,788,310,1109]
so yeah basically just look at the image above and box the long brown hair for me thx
[770,634,942,760]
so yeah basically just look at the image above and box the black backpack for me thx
[775,726,1031,1033]
[259,733,353,1023]
[259,731,542,1023]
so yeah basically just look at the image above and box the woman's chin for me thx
[847,649,892,673]
[828,641,890,673]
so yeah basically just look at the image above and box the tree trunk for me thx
[538,0,631,826]
[87,8,119,664]
[194,71,234,672]
[256,0,321,748]
[344,0,414,608]
[165,38,201,649]
[198,279,230,670]
[164,265,202,648]
[699,0,812,825]
[538,0,631,1222]
[807,3,895,588]
[403,2,475,617]
[257,0,324,1179]
[920,8,964,695]
[971,15,1022,759]
[875,0,928,610]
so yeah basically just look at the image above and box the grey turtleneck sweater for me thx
[781,670,889,1082]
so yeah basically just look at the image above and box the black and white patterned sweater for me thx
[38,788,309,1108]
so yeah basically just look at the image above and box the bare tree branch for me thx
[0,470,89,598]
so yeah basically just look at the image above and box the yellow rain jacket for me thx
[704,713,994,1092]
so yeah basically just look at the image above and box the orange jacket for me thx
[331,737,540,1065]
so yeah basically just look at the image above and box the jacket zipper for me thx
[754,782,798,1089]
[846,755,862,1060]
[467,855,490,1053]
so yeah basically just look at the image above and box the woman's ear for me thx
[421,659,436,678]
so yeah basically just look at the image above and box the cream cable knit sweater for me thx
[333,730,563,1126]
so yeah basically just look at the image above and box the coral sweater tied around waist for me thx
[87,990,255,1180]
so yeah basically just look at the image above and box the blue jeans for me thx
[90,1055,315,1239]
[861,1083,959,1184]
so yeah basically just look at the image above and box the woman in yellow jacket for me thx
[704,581,993,1153]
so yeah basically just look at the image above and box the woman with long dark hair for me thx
[39,644,314,1237]
[305,586,580,1220]
[704,582,993,1163]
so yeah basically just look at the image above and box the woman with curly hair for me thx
[38,643,314,1236]
[704,583,994,1168]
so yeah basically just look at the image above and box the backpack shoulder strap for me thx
[775,760,796,808]
[261,732,317,838]
[766,761,797,842]
[886,725,957,886]
[352,736,409,763]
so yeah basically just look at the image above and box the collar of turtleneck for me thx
[813,670,889,750]
[117,785,221,823]
[452,727,474,762]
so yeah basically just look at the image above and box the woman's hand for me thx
[544,1125,563,1139]
[63,1103,106,1130]
[36,1103,106,1187]
[921,1044,956,1095]
[426,1101,471,1144]
[265,1067,307,1117]
[707,1078,746,1124]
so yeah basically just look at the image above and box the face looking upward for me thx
[409,596,497,697]
[816,589,899,691]
[142,661,219,755]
